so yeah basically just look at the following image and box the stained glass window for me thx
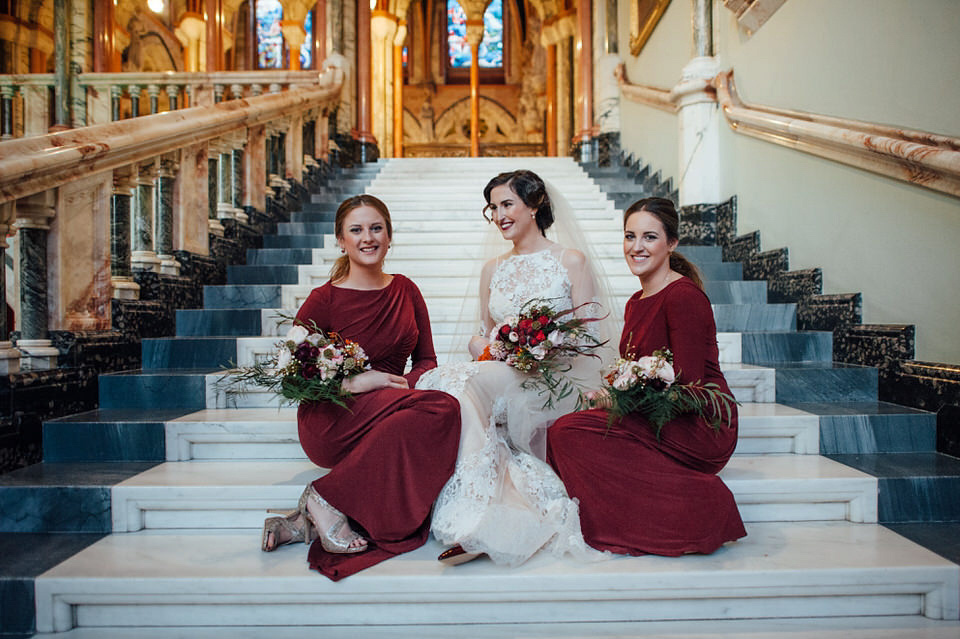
[447,0,503,69]
[300,8,314,69]
[256,0,284,69]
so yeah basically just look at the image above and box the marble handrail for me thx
[714,70,960,199]
[77,70,323,89]
[616,65,960,199]
[0,71,342,205]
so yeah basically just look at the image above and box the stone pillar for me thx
[676,0,721,205]
[155,155,181,274]
[217,146,238,221]
[0,85,13,140]
[466,19,484,157]
[594,0,622,164]
[232,146,246,217]
[110,84,122,121]
[131,160,161,272]
[541,23,559,157]
[575,0,594,162]
[0,202,21,373]
[244,125,267,213]
[207,152,224,236]
[14,192,60,370]
[556,35,573,156]
[354,0,378,162]
[280,21,307,71]
[53,0,70,129]
[174,142,211,254]
[371,11,397,158]
[110,166,140,299]
[177,14,205,73]
[393,22,406,158]
[205,0,223,71]
[93,0,116,72]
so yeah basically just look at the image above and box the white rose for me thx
[636,356,658,379]
[547,329,564,347]
[286,325,309,344]
[509,331,519,343]
[656,361,676,386]
[613,372,633,391]
[530,344,548,360]
[305,333,322,346]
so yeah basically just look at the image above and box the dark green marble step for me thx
[99,369,215,410]
[43,409,194,463]
[786,401,937,454]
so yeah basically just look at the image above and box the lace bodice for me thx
[488,249,572,325]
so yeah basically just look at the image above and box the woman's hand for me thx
[342,370,409,394]
[585,388,612,409]
[468,335,490,360]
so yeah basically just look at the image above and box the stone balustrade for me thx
[0,65,344,371]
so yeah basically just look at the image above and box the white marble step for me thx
[110,453,870,533]
[34,523,959,633]
[317,231,631,246]
[163,403,818,462]
[208,363,774,410]
[27,616,960,639]
[312,243,712,261]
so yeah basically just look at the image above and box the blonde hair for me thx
[330,194,394,284]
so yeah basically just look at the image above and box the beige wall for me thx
[616,0,960,363]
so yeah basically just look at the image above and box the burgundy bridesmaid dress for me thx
[295,274,461,579]
[547,278,746,556]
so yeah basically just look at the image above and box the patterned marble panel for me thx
[244,248,314,265]
[226,265,300,285]
[594,132,621,167]
[741,331,832,364]
[19,227,49,340]
[770,268,823,305]
[209,235,246,269]
[202,285,283,310]
[175,309,263,337]
[111,298,167,340]
[99,371,210,410]
[175,251,224,289]
[798,293,861,332]
[743,247,788,282]
[50,330,140,373]
[141,338,238,370]
[773,363,878,403]
[724,231,759,264]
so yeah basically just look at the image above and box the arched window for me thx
[446,0,505,83]
[256,0,316,69]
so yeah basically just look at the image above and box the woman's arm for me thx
[404,278,440,386]
[663,285,714,384]
[468,258,498,359]
[562,249,595,312]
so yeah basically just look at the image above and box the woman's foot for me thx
[437,544,482,566]
[299,484,368,554]
[261,511,307,552]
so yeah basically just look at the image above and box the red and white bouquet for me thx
[604,348,737,438]
[479,298,606,407]
[225,320,369,407]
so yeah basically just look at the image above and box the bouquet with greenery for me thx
[604,348,738,439]
[225,320,369,407]
[478,298,606,408]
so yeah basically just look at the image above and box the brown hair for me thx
[623,197,704,291]
[329,194,393,284]
[482,170,554,236]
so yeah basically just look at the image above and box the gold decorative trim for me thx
[629,0,671,56]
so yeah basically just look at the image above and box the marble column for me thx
[93,0,116,72]
[110,84,122,121]
[541,23,558,156]
[676,0,721,205]
[174,142,211,254]
[207,154,224,235]
[53,0,69,129]
[68,0,87,126]
[286,115,303,184]
[594,0,622,163]
[371,11,396,158]
[556,36,573,156]
[131,161,161,272]
[110,166,140,299]
[575,0,594,162]
[166,84,180,111]
[393,21,406,158]
[14,192,60,370]
[231,146,248,223]
[354,0,378,163]
[280,21,307,71]
[127,84,141,118]
[155,155,181,275]
[217,147,237,220]
[465,19,484,157]
[1,85,13,139]
[205,0,223,71]
[0,202,21,373]
[244,125,267,213]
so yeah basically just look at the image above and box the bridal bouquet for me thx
[478,298,606,408]
[224,321,369,407]
[603,348,737,439]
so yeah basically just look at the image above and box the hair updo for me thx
[482,170,554,236]
[623,197,704,291]
[329,194,393,284]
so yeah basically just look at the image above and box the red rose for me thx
[500,325,511,335]
[520,318,533,331]
[538,315,549,325]
[535,330,546,342]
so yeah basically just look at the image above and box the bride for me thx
[415,169,613,566]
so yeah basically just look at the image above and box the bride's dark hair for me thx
[482,170,554,236]
[624,197,704,291]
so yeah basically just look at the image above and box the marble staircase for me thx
[1,157,958,638]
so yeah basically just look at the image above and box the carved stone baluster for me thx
[231,144,247,222]
[214,84,225,104]
[127,84,141,117]
[166,84,180,111]
[111,84,122,121]
[251,84,263,97]
[154,154,181,275]
[230,84,244,100]
[147,84,160,114]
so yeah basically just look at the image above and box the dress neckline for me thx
[329,274,397,292]
[637,276,687,301]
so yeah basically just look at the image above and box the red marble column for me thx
[466,19,484,157]
[576,0,594,155]
[546,43,557,156]
[93,0,116,72]
[393,22,405,158]
[205,0,223,71]
[354,0,377,160]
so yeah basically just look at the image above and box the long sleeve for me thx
[404,280,438,386]
[663,286,714,384]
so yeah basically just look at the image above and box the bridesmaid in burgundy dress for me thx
[261,194,461,580]
[547,197,746,556]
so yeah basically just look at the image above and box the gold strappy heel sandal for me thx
[261,510,308,552]
[298,483,368,554]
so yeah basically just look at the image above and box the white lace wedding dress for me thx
[416,247,605,566]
